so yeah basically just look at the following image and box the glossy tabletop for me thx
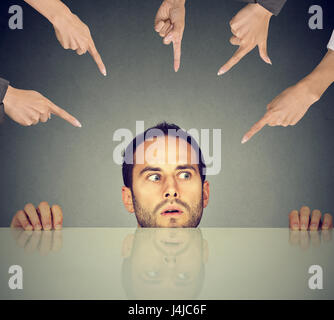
[0,228,333,300]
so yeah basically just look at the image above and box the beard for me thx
[132,193,204,228]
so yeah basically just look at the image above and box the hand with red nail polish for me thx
[11,202,64,231]
[154,0,186,72]
[289,206,333,231]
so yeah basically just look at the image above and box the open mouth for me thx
[161,208,183,216]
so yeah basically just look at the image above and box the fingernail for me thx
[293,224,299,229]
[301,224,307,230]
[217,69,226,76]
[241,136,248,144]
[322,223,328,229]
[311,224,317,229]
[102,68,107,76]
[34,224,42,231]
[44,225,51,230]
[55,225,62,230]
[74,120,82,128]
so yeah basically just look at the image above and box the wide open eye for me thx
[148,174,161,182]
[178,172,191,180]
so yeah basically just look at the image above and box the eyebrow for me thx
[175,165,197,172]
[139,167,162,176]
[138,165,197,176]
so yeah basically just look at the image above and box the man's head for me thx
[121,122,209,228]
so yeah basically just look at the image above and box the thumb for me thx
[164,19,184,44]
[258,41,272,65]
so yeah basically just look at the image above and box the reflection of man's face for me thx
[122,228,208,299]
[122,135,209,227]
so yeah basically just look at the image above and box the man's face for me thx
[122,135,209,227]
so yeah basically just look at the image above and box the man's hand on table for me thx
[11,202,63,231]
[289,206,333,231]
[10,203,332,231]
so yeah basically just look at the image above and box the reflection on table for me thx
[0,228,333,299]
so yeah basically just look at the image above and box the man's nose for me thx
[164,178,179,199]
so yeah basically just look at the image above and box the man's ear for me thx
[122,186,135,213]
[202,181,210,208]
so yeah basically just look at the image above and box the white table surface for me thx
[0,228,333,300]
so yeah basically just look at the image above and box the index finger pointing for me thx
[88,39,107,76]
[49,102,82,128]
[173,39,181,72]
[218,46,250,75]
[241,113,270,144]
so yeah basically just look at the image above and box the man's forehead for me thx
[133,135,200,167]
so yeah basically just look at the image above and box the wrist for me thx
[49,3,72,26]
[254,3,273,18]
[296,79,321,105]
[24,0,72,25]
[300,50,334,102]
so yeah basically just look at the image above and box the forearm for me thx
[300,49,334,100]
[24,0,71,24]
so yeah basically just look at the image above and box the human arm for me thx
[154,0,186,72]
[242,48,334,143]
[24,0,106,75]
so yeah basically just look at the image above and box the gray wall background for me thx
[0,0,333,227]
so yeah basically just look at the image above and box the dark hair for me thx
[122,122,206,188]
